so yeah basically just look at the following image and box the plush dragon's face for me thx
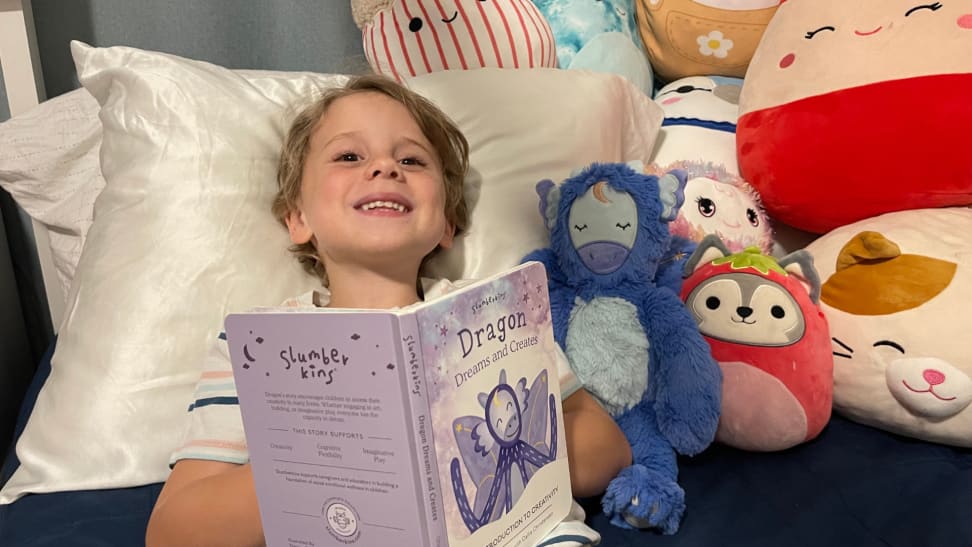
[567,181,639,275]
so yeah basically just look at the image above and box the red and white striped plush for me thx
[354,0,557,81]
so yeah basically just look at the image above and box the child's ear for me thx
[285,208,313,245]
[438,221,456,250]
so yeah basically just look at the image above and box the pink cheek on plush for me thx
[779,53,796,69]
[662,96,682,105]
[958,14,972,29]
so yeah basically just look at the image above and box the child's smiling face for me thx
[286,91,455,273]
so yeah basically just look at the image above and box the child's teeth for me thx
[362,201,406,212]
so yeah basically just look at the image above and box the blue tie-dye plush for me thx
[532,0,653,95]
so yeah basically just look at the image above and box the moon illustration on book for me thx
[241,332,264,370]
[449,368,557,533]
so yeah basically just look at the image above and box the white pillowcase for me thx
[414,68,663,281]
[0,42,662,502]
[0,88,105,299]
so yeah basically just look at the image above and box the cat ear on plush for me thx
[683,234,731,276]
[778,250,822,303]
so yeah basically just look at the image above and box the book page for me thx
[226,312,432,546]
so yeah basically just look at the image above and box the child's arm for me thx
[146,459,263,547]
[562,388,632,498]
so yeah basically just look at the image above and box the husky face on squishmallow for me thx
[807,208,972,447]
[351,0,556,81]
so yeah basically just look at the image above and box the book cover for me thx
[224,261,572,547]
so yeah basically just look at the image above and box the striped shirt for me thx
[170,279,582,466]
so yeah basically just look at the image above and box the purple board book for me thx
[224,261,572,547]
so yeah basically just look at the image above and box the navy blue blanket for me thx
[2,345,970,546]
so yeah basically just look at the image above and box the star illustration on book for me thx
[440,325,448,336]
[522,293,530,304]
[351,333,360,341]
[536,283,543,293]
[387,363,395,370]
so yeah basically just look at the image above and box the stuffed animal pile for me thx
[345,0,972,534]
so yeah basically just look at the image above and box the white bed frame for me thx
[1,0,64,331]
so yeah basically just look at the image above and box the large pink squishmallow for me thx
[737,1,972,234]
[351,0,557,82]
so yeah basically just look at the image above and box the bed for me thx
[1,2,971,546]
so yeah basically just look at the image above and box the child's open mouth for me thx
[356,200,411,214]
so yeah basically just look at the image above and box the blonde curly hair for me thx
[271,74,470,285]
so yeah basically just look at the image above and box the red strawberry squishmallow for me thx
[682,236,832,451]
[737,0,972,234]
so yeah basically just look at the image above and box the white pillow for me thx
[0,88,105,299]
[0,43,662,502]
[414,68,664,281]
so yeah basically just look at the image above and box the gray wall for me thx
[32,0,367,98]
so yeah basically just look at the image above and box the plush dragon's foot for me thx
[601,464,686,535]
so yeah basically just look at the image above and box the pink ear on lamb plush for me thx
[351,0,557,82]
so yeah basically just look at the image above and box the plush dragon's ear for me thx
[684,234,731,277]
[536,179,560,231]
[658,169,687,222]
[778,249,822,304]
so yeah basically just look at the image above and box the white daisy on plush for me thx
[697,30,734,58]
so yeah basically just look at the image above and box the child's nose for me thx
[369,158,399,180]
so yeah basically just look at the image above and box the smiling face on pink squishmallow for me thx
[737,0,972,233]
[351,0,556,82]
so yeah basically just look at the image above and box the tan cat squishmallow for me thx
[738,1,972,234]
[806,208,972,447]
[634,0,782,83]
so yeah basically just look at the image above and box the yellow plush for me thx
[634,0,781,83]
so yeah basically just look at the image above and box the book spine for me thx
[396,313,447,546]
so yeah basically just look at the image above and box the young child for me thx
[146,74,631,547]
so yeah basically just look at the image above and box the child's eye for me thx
[337,152,360,162]
[400,157,426,167]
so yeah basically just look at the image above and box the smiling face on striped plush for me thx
[360,0,557,81]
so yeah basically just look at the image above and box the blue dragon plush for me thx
[523,162,722,533]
